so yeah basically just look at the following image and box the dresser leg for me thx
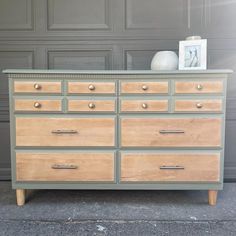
[16,189,26,206]
[208,190,218,206]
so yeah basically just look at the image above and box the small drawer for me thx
[174,99,223,113]
[16,152,115,182]
[14,81,62,94]
[120,152,220,182]
[175,81,223,94]
[120,99,168,112]
[120,81,168,94]
[14,99,62,112]
[68,81,116,94]
[68,99,116,112]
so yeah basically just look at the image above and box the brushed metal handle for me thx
[34,83,41,90]
[88,103,96,109]
[160,165,185,170]
[196,84,203,90]
[142,103,148,109]
[196,103,203,109]
[88,84,95,90]
[34,102,41,108]
[51,130,78,134]
[51,164,78,169]
[159,130,185,134]
[142,85,148,91]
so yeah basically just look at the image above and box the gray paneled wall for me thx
[0,0,236,180]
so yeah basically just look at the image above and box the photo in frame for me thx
[178,39,207,70]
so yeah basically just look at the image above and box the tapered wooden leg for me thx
[208,190,218,206]
[16,189,25,206]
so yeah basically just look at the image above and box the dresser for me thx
[3,69,232,206]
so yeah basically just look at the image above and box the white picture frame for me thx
[178,39,207,70]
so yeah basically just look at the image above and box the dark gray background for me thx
[0,0,235,180]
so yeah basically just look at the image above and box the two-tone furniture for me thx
[3,69,232,206]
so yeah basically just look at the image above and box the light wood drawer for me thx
[14,99,62,112]
[16,117,115,147]
[175,81,223,94]
[120,81,168,94]
[120,99,168,112]
[68,81,116,94]
[68,99,116,112]
[121,152,220,182]
[174,99,223,113]
[14,81,62,94]
[121,118,221,147]
[16,152,115,182]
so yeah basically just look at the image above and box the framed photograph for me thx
[178,39,207,70]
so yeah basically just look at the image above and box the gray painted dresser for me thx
[3,69,232,206]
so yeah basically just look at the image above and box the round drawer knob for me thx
[142,103,148,109]
[88,84,95,91]
[196,103,203,109]
[34,102,41,108]
[34,83,41,90]
[142,85,148,91]
[196,84,203,90]
[88,103,95,109]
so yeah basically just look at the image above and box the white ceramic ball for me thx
[151,51,178,71]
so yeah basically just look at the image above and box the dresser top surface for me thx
[2,69,233,75]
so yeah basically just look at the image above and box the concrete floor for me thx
[0,181,236,236]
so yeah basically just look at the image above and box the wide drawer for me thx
[121,118,221,147]
[68,99,116,112]
[16,152,115,182]
[14,81,62,94]
[120,99,168,112]
[14,99,62,112]
[120,81,168,94]
[120,152,220,182]
[16,117,115,147]
[174,81,223,94]
[68,81,116,94]
[174,99,223,113]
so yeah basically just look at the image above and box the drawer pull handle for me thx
[51,164,78,169]
[88,84,95,91]
[196,84,203,90]
[196,103,203,109]
[142,103,148,109]
[142,85,148,91]
[160,165,185,170]
[159,130,185,134]
[34,83,41,90]
[34,102,41,108]
[51,130,78,134]
[88,103,96,109]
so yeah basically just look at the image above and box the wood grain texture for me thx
[14,81,62,93]
[68,99,115,112]
[16,117,115,147]
[175,81,223,94]
[16,152,114,181]
[14,99,62,112]
[121,118,222,147]
[208,190,218,206]
[68,82,115,94]
[174,99,222,112]
[121,153,220,182]
[16,189,25,206]
[121,100,168,112]
[120,81,168,94]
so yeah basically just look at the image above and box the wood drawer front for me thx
[68,82,116,94]
[174,99,223,113]
[68,99,116,112]
[175,81,223,94]
[121,118,221,147]
[14,99,62,112]
[121,153,220,182]
[16,152,115,182]
[16,117,115,147]
[120,81,168,94]
[14,81,62,94]
[120,100,168,112]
